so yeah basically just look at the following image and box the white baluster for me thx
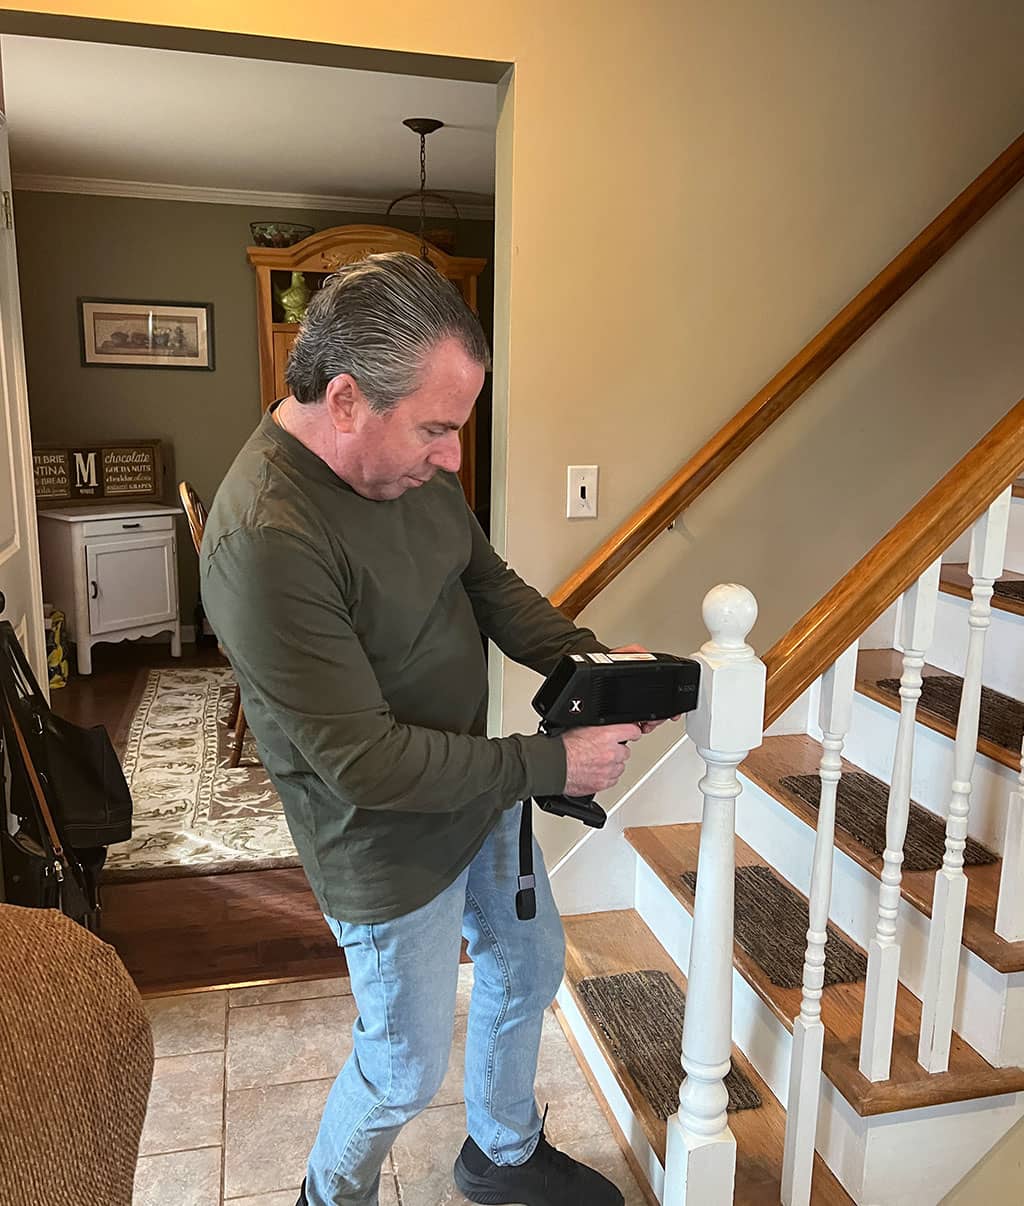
[995,733,1024,942]
[781,643,858,1206]
[665,584,765,1206]
[919,489,1012,1071]
[860,558,942,1081]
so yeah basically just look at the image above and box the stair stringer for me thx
[736,771,1024,1068]
[633,853,1024,1204]
[549,732,706,916]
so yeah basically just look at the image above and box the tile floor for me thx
[134,966,649,1205]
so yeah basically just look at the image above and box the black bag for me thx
[0,826,60,910]
[0,621,132,848]
[0,621,130,930]
[36,710,132,848]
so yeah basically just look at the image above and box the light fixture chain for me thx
[418,133,428,260]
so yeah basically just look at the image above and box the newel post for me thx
[665,584,765,1206]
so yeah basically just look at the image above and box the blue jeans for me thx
[305,805,566,1206]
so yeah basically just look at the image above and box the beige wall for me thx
[942,1113,1024,1203]
[7,2,1024,861]
[15,190,493,623]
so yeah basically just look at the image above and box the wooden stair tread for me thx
[855,647,1022,772]
[562,909,851,1204]
[743,733,1024,974]
[625,824,1024,1116]
[940,562,1024,619]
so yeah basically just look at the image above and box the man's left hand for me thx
[611,645,683,734]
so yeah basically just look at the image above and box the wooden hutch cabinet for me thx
[246,224,487,508]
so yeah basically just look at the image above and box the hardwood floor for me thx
[49,642,344,996]
[100,866,344,997]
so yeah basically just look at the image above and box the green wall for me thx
[14,190,494,629]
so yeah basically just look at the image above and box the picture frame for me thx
[79,298,214,370]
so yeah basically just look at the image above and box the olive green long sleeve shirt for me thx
[200,410,606,922]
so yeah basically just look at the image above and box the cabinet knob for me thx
[90,580,98,599]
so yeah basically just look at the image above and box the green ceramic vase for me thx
[276,271,312,323]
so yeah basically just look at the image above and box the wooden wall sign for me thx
[33,440,166,505]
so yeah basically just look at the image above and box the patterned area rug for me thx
[104,668,299,882]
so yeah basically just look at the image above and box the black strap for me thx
[515,799,537,921]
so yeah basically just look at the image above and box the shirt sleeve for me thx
[460,506,608,676]
[201,525,567,813]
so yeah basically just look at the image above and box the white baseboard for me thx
[550,733,705,916]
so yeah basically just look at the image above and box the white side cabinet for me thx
[36,503,182,675]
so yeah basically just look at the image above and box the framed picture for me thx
[79,298,214,370]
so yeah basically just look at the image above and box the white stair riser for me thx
[554,984,666,1200]
[736,774,1023,1067]
[945,496,1024,574]
[632,852,1024,1204]
[930,588,1024,701]
[843,690,1015,853]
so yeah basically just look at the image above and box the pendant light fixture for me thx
[386,117,461,259]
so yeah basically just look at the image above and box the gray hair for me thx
[285,252,490,411]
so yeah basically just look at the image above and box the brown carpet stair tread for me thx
[875,674,1024,762]
[940,563,1024,619]
[578,970,761,1118]
[680,864,867,988]
[744,734,1024,975]
[562,910,851,1203]
[625,823,1024,1115]
[855,649,1022,773]
[779,771,997,873]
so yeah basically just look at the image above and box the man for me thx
[202,253,654,1206]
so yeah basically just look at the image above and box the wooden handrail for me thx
[552,131,1024,620]
[763,397,1024,728]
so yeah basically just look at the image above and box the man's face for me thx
[332,337,484,501]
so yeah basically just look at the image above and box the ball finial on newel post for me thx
[701,583,758,659]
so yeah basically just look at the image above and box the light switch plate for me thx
[567,465,599,519]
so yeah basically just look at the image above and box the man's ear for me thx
[324,374,364,433]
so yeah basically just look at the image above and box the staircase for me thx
[550,413,1024,1202]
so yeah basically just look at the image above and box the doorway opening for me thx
[0,13,510,992]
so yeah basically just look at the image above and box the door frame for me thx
[0,108,46,680]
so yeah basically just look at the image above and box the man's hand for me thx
[563,724,643,796]
[612,644,683,734]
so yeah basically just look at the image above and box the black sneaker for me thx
[453,1110,625,1205]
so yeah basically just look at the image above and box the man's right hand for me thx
[562,724,643,797]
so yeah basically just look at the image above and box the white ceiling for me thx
[0,35,497,206]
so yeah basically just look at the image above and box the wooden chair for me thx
[178,481,249,769]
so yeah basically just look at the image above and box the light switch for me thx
[567,465,599,519]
